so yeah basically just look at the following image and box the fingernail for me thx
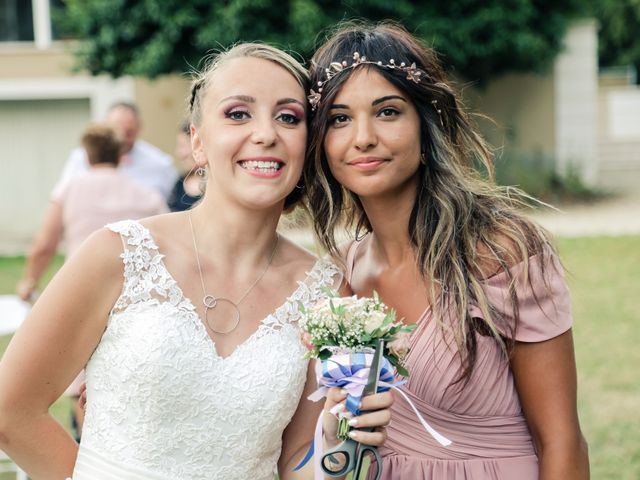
[348,431,358,440]
[329,403,345,416]
[340,388,349,396]
[348,417,358,427]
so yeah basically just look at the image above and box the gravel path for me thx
[282,192,640,246]
[529,192,640,237]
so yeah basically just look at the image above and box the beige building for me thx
[0,0,191,253]
[470,19,640,193]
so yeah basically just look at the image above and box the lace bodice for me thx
[74,220,341,480]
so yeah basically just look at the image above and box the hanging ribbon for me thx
[307,351,395,415]
[294,352,452,478]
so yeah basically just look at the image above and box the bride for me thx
[0,43,392,479]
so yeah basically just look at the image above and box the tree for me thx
[586,0,640,82]
[58,0,583,82]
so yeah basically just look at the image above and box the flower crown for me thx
[308,51,425,111]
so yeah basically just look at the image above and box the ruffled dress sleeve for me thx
[468,249,572,342]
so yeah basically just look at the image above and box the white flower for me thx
[363,310,387,334]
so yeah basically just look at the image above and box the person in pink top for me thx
[304,22,589,479]
[17,124,168,302]
[16,124,168,441]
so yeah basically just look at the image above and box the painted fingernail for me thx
[348,431,358,440]
[329,403,345,416]
[348,417,358,427]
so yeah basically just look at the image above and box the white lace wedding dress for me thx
[72,220,341,480]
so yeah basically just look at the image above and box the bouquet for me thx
[301,290,414,371]
[293,291,451,477]
[300,290,415,439]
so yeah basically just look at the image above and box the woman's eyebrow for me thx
[218,95,255,104]
[276,98,306,109]
[372,95,407,106]
[329,95,407,110]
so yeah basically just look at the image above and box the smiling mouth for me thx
[238,160,284,173]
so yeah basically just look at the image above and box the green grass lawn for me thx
[558,236,640,479]
[1,237,639,478]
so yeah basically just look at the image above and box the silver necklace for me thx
[187,212,279,334]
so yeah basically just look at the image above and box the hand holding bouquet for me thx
[294,291,451,478]
[300,291,415,438]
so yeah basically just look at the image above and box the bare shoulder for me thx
[138,211,183,235]
[67,225,127,275]
[137,211,189,251]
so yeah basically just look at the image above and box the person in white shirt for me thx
[52,102,177,200]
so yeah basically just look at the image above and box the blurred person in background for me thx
[16,124,168,440]
[167,120,203,211]
[53,101,177,200]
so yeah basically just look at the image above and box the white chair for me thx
[0,295,30,336]
[0,450,28,480]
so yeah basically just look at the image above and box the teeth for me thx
[240,160,282,172]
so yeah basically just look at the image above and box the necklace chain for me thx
[187,211,279,334]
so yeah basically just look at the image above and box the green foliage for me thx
[586,0,640,82]
[0,255,64,295]
[60,0,582,82]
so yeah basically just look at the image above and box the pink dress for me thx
[345,241,572,479]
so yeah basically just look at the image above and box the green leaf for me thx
[63,1,583,87]
[395,364,410,377]
[318,349,332,360]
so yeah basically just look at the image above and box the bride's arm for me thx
[0,228,124,479]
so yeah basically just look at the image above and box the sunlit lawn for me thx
[1,237,639,478]
[559,236,640,479]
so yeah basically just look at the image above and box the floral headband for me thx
[308,51,426,111]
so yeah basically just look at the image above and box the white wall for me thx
[0,98,90,252]
[597,86,640,191]
[554,19,599,186]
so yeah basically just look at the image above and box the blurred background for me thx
[0,1,638,478]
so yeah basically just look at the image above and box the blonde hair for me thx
[187,43,309,210]
[188,43,309,126]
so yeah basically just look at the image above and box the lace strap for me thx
[261,259,343,333]
[107,220,166,312]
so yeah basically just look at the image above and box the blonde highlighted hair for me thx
[305,21,557,383]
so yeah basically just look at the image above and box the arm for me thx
[511,330,589,479]
[0,228,125,479]
[16,202,64,301]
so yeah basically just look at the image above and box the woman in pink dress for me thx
[304,22,589,479]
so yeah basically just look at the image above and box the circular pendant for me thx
[203,296,240,334]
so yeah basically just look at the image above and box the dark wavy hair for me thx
[304,21,555,382]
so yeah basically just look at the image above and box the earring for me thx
[420,152,427,165]
[195,166,207,176]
